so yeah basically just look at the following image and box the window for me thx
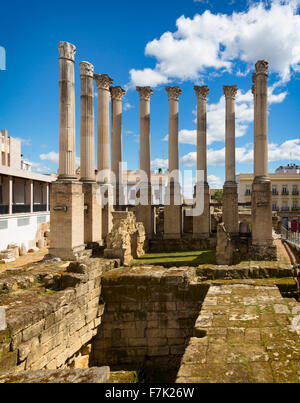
[17,217,30,227]
[0,220,8,230]
[272,186,278,195]
[293,185,299,195]
[282,185,288,195]
[245,186,251,196]
[272,202,277,211]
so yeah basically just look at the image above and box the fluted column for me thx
[58,42,76,180]
[193,86,210,239]
[164,86,182,239]
[50,41,85,260]
[94,74,114,174]
[255,61,269,181]
[136,86,154,236]
[80,62,95,182]
[251,60,275,258]
[94,74,114,238]
[110,86,125,208]
[79,62,101,245]
[222,85,239,235]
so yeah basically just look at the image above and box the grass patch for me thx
[131,250,216,267]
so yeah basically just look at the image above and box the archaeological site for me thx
[0,37,300,386]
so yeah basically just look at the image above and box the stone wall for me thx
[0,258,118,376]
[149,238,216,253]
[92,267,209,381]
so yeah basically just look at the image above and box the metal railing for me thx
[281,226,300,248]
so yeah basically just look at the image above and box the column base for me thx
[193,183,210,239]
[49,180,85,261]
[249,244,277,261]
[223,182,239,234]
[82,182,102,245]
[164,205,182,240]
[251,179,273,248]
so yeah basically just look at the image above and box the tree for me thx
[214,189,223,202]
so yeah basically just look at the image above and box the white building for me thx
[0,130,56,251]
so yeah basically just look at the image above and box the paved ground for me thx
[177,282,300,383]
[0,248,48,274]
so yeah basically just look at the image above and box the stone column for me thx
[8,176,12,215]
[164,86,182,239]
[80,62,95,183]
[135,87,154,237]
[80,62,102,246]
[58,42,77,180]
[94,74,114,172]
[222,85,239,235]
[251,60,275,259]
[1,130,8,166]
[94,74,114,238]
[49,42,85,260]
[110,86,125,208]
[193,86,210,239]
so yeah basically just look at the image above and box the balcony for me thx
[281,207,290,212]
[292,190,299,196]
[12,204,30,214]
[272,190,279,195]
[282,191,289,196]
[272,207,279,211]
[33,204,47,212]
[292,207,300,212]
[0,205,9,214]
[245,191,251,196]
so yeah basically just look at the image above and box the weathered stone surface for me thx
[216,223,235,265]
[0,367,110,383]
[104,211,146,265]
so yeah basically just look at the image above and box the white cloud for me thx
[40,151,80,167]
[208,175,223,188]
[30,161,52,174]
[181,138,300,167]
[123,102,134,111]
[129,0,300,87]
[151,158,168,169]
[40,151,59,164]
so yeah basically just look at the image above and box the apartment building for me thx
[237,164,300,224]
[0,130,56,251]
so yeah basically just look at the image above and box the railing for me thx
[281,207,290,212]
[12,204,30,214]
[281,226,300,248]
[33,204,47,212]
[282,191,289,195]
[0,205,9,214]
[272,191,279,195]
[292,191,299,196]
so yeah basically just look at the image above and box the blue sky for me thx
[0,0,300,191]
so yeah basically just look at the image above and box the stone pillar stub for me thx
[136,86,154,237]
[80,61,95,183]
[82,182,102,246]
[58,41,77,181]
[223,85,239,235]
[164,86,182,239]
[193,86,210,239]
[49,181,85,260]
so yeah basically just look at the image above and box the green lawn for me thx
[131,250,216,267]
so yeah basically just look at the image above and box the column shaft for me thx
[58,42,76,180]
[223,85,239,235]
[164,86,182,239]
[94,74,114,173]
[136,87,154,237]
[80,62,95,182]
[193,86,210,239]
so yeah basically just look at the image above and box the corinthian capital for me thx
[136,86,154,101]
[223,85,238,99]
[194,86,209,100]
[110,86,126,100]
[79,61,94,78]
[58,41,76,62]
[94,74,114,90]
[166,86,182,101]
[255,60,269,76]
